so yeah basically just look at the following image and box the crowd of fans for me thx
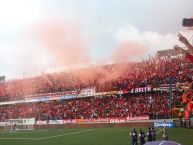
[0,55,192,121]
[0,91,182,121]
[0,55,192,101]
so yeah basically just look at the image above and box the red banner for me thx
[127,116,149,121]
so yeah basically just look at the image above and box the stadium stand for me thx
[0,55,192,121]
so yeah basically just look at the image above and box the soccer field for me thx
[0,128,192,145]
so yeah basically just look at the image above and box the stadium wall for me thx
[0,119,178,130]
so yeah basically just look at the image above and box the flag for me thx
[182,93,187,103]
[187,102,192,111]
[184,110,189,118]
[185,53,193,63]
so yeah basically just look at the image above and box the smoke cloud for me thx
[32,19,90,67]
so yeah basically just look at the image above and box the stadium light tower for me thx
[182,17,193,45]
[185,18,193,47]
[168,76,173,118]
[183,18,193,28]
[149,96,152,119]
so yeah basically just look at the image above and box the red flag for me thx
[182,93,187,103]
[187,102,192,111]
[184,110,189,118]
[185,53,193,63]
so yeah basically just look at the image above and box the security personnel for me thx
[130,128,138,145]
[151,127,156,141]
[162,129,168,140]
[139,129,146,145]
[147,128,152,142]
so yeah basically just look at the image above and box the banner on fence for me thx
[35,116,149,125]
[109,118,126,123]
[127,116,149,121]
[0,122,6,126]
[129,86,152,93]
[77,88,95,98]
[49,120,63,124]
[36,121,47,125]
[154,122,175,128]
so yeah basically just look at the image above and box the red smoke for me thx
[29,19,148,85]
[97,41,148,82]
[4,19,151,98]
[111,41,148,62]
[32,19,90,67]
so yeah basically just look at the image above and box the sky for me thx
[0,0,193,79]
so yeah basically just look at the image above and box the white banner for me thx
[130,86,152,93]
[77,88,95,98]
[0,122,6,126]
[23,118,36,125]
[49,120,63,124]
[36,121,47,125]
[109,118,126,123]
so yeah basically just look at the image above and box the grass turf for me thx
[0,128,192,145]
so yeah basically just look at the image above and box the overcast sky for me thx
[0,0,193,79]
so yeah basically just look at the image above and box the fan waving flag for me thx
[185,53,193,63]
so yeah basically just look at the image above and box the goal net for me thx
[4,118,35,131]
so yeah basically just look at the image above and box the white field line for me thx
[0,128,88,134]
[0,129,49,134]
[0,129,91,140]
[159,141,165,145]
[16,130,48,133]
[24,130,49,133]
[156,128,164,135]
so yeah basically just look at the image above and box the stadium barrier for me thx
[35,119,174,129]
[0,84,179,105]
[34,116,152,129]
[0,119,179,130]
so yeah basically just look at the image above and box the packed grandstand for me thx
[0,53,192,123]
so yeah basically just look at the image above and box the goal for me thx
[4,118,35,131]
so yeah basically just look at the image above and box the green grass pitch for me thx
[0,128,192,145]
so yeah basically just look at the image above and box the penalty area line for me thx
[0,129,91,140]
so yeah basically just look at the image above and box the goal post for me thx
[4,118,35,131]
